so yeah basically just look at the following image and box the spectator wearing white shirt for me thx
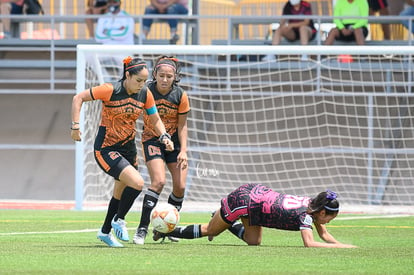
[95,0,134,45]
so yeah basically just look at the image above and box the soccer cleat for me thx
[152,229,179,243]
[167,236,179,242]
[133,227,148,245]
[152,229,167,242]
[97,230,123,248]
[111,217,129,242]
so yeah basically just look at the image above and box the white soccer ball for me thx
[150,203,180,233]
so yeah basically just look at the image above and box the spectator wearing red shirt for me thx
[264,0,316,61]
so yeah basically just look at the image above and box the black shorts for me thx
[368,0,388,12]
[336,24,369,42]
[94,149,137,180]
[142,138,180,164]
[288,27,316,42]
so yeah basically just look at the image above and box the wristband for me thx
[71,127,80,130]
[159,132,171,142]
[72,122,79,125]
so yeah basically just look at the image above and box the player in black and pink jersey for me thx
[71,56,174,248]
[154,183,357,248]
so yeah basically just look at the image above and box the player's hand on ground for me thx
[341,243,358,248]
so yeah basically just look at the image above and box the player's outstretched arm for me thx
[300,226,357,248]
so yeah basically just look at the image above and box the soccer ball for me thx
[150,203,180,233]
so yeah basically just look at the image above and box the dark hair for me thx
[308,190,339,215]
[151,55,181,83]
[121,56,147,80]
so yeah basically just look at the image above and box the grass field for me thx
[0,209,413,274]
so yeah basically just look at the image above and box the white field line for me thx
[0,214,412,236]
[336,214,413,220]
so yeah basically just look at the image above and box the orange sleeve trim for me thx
[178,92,190,114]
[144,89,156,110]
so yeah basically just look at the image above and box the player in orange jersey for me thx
[133,55,190,245]
[71,56,174,247]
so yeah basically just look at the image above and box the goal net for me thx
[75,44,414,213]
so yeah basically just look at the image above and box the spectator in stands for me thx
[263,0,317,61]
[400,0,414,34]
[95,0,134,45]
[86,0,108,39]
[368,0,391,40]
[142,0,188,44]
[0,0,24,39]
[324,0,369,45]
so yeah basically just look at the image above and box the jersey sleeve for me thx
[90,83,114,101]
[299,213,313,231]
[178,92,190,114]
[333,2,345,30]
[353,0,369,29]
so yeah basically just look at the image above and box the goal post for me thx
[75,44,414,212]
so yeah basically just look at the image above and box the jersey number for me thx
[282,195,310,210]
[148,145,161,156]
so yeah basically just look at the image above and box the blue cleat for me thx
[97,230,123,248]
[111,217,129,242]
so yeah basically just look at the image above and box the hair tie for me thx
[324,205,339,211]
[155,63,176,72]
[123,56,133,65]
[326,190,337,200]
[125,63,147,71]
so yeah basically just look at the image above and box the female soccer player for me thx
[71,56,174,248]
[133,55,190,245]
[153,183,357,248]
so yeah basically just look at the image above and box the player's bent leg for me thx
[97,229,124,248]
[112,167,144,242]
[133,189,160,245]
[119,165,145,190]
[204,209,231,239]
[240,217,262,245]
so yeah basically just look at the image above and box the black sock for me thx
[168,224,202,239]
[101,197,119,234]
[138,189,159,229]
[168,192,184,211]
[228,222,245,240]
[115,186,141,221]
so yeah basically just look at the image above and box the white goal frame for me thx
[75,44,414,213]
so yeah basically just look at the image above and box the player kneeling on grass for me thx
[153,183,357,248]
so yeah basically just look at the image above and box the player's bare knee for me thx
[151,180,166,192]
[246,240,261,246]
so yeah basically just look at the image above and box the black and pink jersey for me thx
[221,184,313,231]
